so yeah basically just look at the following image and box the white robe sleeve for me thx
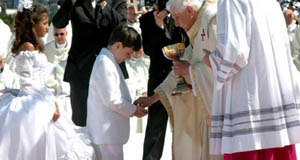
[209,0,251,90]
[94,57,136,119]
[15,51,35,90]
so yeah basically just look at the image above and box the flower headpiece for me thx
[18,0,33,13]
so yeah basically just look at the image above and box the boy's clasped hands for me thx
[132,96,154,118]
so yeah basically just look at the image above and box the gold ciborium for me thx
[162,43,192,96]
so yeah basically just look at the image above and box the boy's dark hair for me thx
[108,25,142,52]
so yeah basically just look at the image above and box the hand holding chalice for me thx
[162,43,192,96]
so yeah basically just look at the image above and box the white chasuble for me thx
[155,0,222,159]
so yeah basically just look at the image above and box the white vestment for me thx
[155,1,222,159]
[209,0,300,154]
[3,34,16,71]
[125,54,149,134]
[87,48,136,147]
[44,41,70,96]
[0,66,19,93]
[0,19,12,59]
[44,41,72,118]
[127,19,142,35]
[125,54,149,101]
[291,27,300,70]
[287,21,298,44]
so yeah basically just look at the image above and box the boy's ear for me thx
[115,42,123,49]
[186,6,194,14]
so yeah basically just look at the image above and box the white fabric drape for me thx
[0,19,12,58]
[0,51,95,160]
[209,0,300,154]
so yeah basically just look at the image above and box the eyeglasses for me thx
[54,33,65,36]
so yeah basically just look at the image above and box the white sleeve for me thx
[209,0,252,89]
[15,51,55,103]
[15,51,34,89]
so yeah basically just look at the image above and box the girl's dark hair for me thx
[108,25,142,52]
[11,2,49,55]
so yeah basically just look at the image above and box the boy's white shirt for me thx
[87,48,137,145]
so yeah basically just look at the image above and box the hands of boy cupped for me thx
[133,106,148,118]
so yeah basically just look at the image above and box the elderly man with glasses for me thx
[44,27,72,119]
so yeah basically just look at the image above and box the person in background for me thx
[139,0,189,159]
[135,0,223,159]
[284,9,298,43]
[126,2,150,104]
[291,26,300,71]
[0,18,12,59]
[44,27,72,118]
[44,27,70,95]
[123,4,151,159]
[127,3,142,34]
[0,55,19,93]
[0,19,19,92]
[46,22,73,47]
[52,0,128,126]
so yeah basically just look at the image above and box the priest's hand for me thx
[203,49,211,68]
[134,94,160,107]
[52,102,60,122]
[153,7,168,29]
[133,106,148,118]
[134,97,152,107]
[172,60,190,76]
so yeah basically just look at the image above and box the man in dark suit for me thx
[139,1,189,159]
[52,0,128,126]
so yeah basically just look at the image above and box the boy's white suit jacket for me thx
[87,48,137,145]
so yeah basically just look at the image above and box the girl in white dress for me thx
[0,1,95,160]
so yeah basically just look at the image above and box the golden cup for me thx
[162,43,192,96]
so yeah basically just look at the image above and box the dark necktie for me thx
[95,0,101,19]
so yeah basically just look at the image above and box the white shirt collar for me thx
[55,42,68,49]
[101,48,117,64]
[92,0,96,8]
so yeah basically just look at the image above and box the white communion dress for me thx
[0,51,95,160]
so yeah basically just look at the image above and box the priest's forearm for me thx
[134,93,160,108]
[149,93,160,106]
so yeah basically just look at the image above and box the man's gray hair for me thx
[166,0,204,13]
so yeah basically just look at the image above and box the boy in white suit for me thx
[87,25,148,160]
